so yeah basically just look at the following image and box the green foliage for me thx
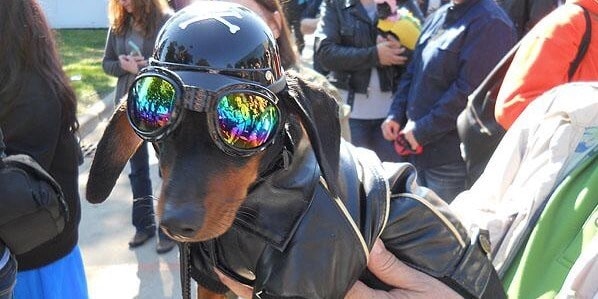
[55,29,116,114]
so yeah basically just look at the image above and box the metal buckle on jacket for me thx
[470,226,492,258]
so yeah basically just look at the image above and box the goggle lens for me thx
[129,76,176,134]
[216,93,279,149]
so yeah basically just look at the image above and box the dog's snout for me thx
[159,204,204,240]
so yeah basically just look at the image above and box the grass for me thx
[55,29,116,115]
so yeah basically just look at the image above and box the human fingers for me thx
[377,43,394,65]
[394,55,408,65]
[376,35,388,44]
[381,120,399,141]
[367,239,429,288]
[386,36,402,48]
[214,268,253,298]
[403,131,420,150]
[368,240,462,298]
[136,59,148,67]
[345,280,397,299]
[388,54,408,66]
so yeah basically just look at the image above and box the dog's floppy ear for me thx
[86,101,143,203]
[284,70,341,197]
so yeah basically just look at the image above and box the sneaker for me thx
[128,230,156,248]
[156,237,176,254]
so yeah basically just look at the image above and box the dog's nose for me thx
[159,204,203,239]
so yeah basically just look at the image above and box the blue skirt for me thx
[14,246,88,299]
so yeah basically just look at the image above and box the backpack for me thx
[0,128,69,255]
[456,6,591,187]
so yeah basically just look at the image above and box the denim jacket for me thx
[388,0,516,168]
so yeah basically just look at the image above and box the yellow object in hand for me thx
[377,8,421,50]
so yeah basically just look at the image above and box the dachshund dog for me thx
[86,71,504,299]
[86,3,504,298]
[86,71,348,298]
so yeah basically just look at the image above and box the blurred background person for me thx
[0,0,88,297]
[381,0,517,202]
[222,0,352,141]
[300,0,329,75]
[102,0,176,254]
[316,0,420,162]
[281,0,308,54]
[495,0,598,130]
[497,0,559,39]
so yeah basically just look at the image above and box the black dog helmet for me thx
[151,1,285,89]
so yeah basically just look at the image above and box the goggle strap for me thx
[268,75,287,94]
[182,86,212,112]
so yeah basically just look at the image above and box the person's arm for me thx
[102,28,128,77]
[412,18,516,146]
[381,58,416,141]
[0,240,16,297]
[495,6,583,129]
[314,0,380,72]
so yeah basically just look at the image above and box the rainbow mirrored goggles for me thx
[126,65,286,156]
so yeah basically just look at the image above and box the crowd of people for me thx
[0,0,596,297]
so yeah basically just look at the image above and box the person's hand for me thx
[376,35,407,66]
[300,18,320,35]
[345,239,463,299]
[400,120,420,150]
[118,54,139,74]
[381,118,401,141]
[131,54,147,68]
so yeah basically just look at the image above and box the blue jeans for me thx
[129,142,155,233]
[0,249,16,299]
[415,160,467,204]
[349,118,402,163]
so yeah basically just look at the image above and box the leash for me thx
[179,242,192,299]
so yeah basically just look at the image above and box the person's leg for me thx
[0,247,16,299]
[351,119,403,162]
[348,118,370,149]
[128,142,156,246]
[416,161,467,203]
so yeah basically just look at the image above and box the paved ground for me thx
[78,119,192,299]
[76,34,316,299]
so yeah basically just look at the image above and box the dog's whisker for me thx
[238,205,258,214]
[236,209,257,220]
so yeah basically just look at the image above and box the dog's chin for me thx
[164,215,237,243]
[164,227,231,243]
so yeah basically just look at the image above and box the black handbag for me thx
[456,42,516,187]
[0,129,69,255]
[457,6,591,187]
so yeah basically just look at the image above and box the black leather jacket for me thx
[187,139,504,299]
[315,0,400,94]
